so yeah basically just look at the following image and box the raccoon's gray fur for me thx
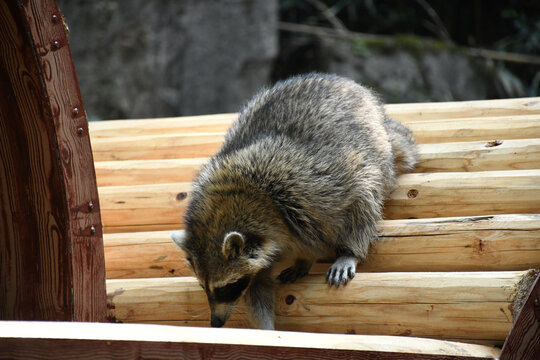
[171,73,417,330]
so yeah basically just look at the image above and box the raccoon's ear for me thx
[222,231,245,260]
[171,231,186,249]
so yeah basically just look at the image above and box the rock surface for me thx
[58,0,278,119]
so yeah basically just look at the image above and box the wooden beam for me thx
[105,271,537,344]
[95,158,206,187]
[384,169,540,220]
[89,116,540,162]
[385,97,540,121]
[500,272,540,360]
[89,113,237,139]
[97,170,540,233]
[103,214,540,279]
[93,138,540,186]
[0,321,502,359]
[413,138,540,173]
[0,0,105,321]
[405,115,540,144]
[87,98,540,139]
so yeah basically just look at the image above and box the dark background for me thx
[59,0,540,120]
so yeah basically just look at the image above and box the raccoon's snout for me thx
[211,314,226,328]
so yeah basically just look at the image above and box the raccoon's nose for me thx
[211,315,225,328]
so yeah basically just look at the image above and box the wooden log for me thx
[98,182,191,233]
[405,115,540,144]
[0,0,105,321]
[94,138,540,186]
[0,321,502,360]
[413,138,540,173]
[98,170,540,233]
[95,158,206,187]
[384,169,540,220]
[91,132,225,161]
[105,270,537,344]
[89,117,540,162]
[385,97,540,121]
[89,113,237,139]
[103,214,540,279]
[87,97,540,139]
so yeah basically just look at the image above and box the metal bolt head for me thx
[90,226,96,235]
[77,127,84,135]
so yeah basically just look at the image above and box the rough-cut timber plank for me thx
[0,0,72,321]
[105,271,537,344]
[87,98,540,140]
[0,321,501,360]
[405,115,540,144]
[95,158,206,186]
[0,0,105,321]
[413,138,540,173]
[21,0,106,322]
[384,169,540,220]
[94,138,540,186]
[89,113,237,139]
[90,121,540,163]
[385,97,540,121]
[103,214,540,279]
[500,272,540,360]
[98,170,540,232]
[91,133,225,161]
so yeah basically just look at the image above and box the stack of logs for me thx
[90,97,540,347]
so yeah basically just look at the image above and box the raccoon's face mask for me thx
[171,230,261,327]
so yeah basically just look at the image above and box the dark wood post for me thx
[0,0,106,321]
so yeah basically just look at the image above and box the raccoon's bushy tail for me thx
[383,117,418,174]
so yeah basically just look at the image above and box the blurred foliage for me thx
[278,0,540,95]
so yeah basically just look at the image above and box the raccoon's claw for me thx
[277,260,312,283]
[326,256,357,287]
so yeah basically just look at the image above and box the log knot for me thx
[407,189,419,198]
[176,192,188,201]
[285,294,296,305]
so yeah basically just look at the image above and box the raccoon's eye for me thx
[185,257,194,266]
[213,275,251,303]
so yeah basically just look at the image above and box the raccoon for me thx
[171,73,417,330]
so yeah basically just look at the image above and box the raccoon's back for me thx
[218,73,386,157]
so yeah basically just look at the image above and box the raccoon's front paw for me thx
[326,256,357,286]
[277,259,312,283]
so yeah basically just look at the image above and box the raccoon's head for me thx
[171,229,276,327]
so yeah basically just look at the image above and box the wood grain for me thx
[93,138,540,186]
[105,271,537,344]
[405,114,540,144]
[89,117,540,161]
[89,113,237,139]
[95,158,206,186]
[0,321,501,359]
[384,169,540,219]
[97,170,540,233]
[500,272,540,360]
[0,0,72,321]
[87,100,540,140]
[19,0,106,321]
[103,214,540,279]
[385,97,540,121]
[413,138,540,173]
